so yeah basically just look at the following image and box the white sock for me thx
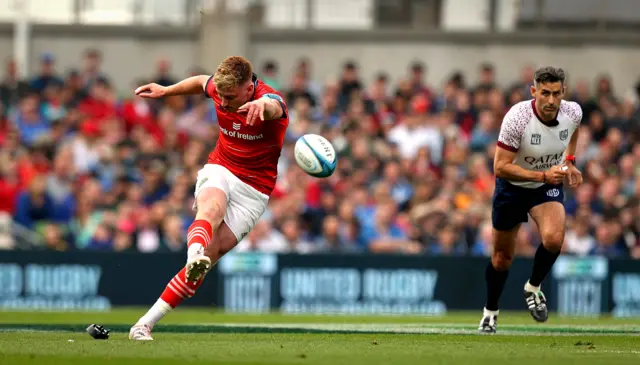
[136,299,173,329]
[483,307,499,317]
[525,281,541,293]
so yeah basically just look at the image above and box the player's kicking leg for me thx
[129,187,228,340]
[478,225,519,333]
[524,201,565,323]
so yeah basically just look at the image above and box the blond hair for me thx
[213,56,253,92]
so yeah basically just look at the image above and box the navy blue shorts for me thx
[491,178,564,231]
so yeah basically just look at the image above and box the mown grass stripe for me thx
[0,323,639,336]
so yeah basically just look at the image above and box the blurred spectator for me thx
[565,217,596,256]
[261,60,280,91]
[78,77,116,122]
[338,61,363,110]
[70,121,102,174]
[430,224,467,255]
[515,227,536,257]
[475,63,496,92]
[362,199,416,253]
[408,61,434,100]
[42,223,69,251]
[176,99,213,138]
[133,208,161,253]
[86,222,114,251]
[0,150,21,214]
[160,214,187,252]
[315,215,362,253]
[591,219,626,257]
[12,94,49,147]
[280,217,315,253]
[387,102,442,163]
[154,58,177,87]
[471,221,493,256]
[510,64,535,96]
[0,59,31,110]
[81,49,108,89]
[30,53,64,94]
[65,68,87,103]
[0,212,14,250]
[236,218,288,253]
[470,110,498,153]
[46,145,76,223]
[295,58,323,103]
[14,174,55,230]
[572,79,599,121]
[0,52,637,259]
[287,71,316,108]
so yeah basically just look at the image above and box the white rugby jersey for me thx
[497,99,583,189]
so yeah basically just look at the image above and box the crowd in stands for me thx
[0,49,638,258]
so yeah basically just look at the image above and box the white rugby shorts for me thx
[193,164,269,241]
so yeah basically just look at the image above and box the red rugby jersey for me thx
[205,73,289,195]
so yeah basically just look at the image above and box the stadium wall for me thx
[0,23,640,95]
[1,251,639,318]
[250,31,640,96]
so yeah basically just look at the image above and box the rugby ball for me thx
[294,134,337,178]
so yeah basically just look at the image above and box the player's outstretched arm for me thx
[261,97,285,121]
[238,94,286,126]
[494,147,567,185]
[135,75,210,98]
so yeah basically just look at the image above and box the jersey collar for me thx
[250,73,258,101]
[531,99,559,127]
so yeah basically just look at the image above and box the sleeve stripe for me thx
[277,100,287,119]
[261,93,287,119]
[497,141,518,152]
[261,93,283,102]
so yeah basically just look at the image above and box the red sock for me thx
[159,220,213,308]
[187,219,213,249]
[160,267,204,308]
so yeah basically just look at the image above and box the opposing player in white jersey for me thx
[479,67,583,333]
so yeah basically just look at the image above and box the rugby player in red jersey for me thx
[129,56,288,340]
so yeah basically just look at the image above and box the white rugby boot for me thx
[185,244,212,283]
[129,324,153,341]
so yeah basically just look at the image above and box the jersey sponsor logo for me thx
[233,122,242,131]
[559,129,568,141]
[524,152,564,170]
[531,133,541,145]
[220,126,264,141]
[547,188,560,197]
[196,177,208,192]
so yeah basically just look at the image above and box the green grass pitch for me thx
[0,309,639,364]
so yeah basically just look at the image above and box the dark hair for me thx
[449,71,465,88]
[411,61,424,72]
[344,61,358,70]
[534,67,566,85]
[376,72,388,83]
[481,63,494,72]
[85,48,101,59]
[263,61,277,72]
